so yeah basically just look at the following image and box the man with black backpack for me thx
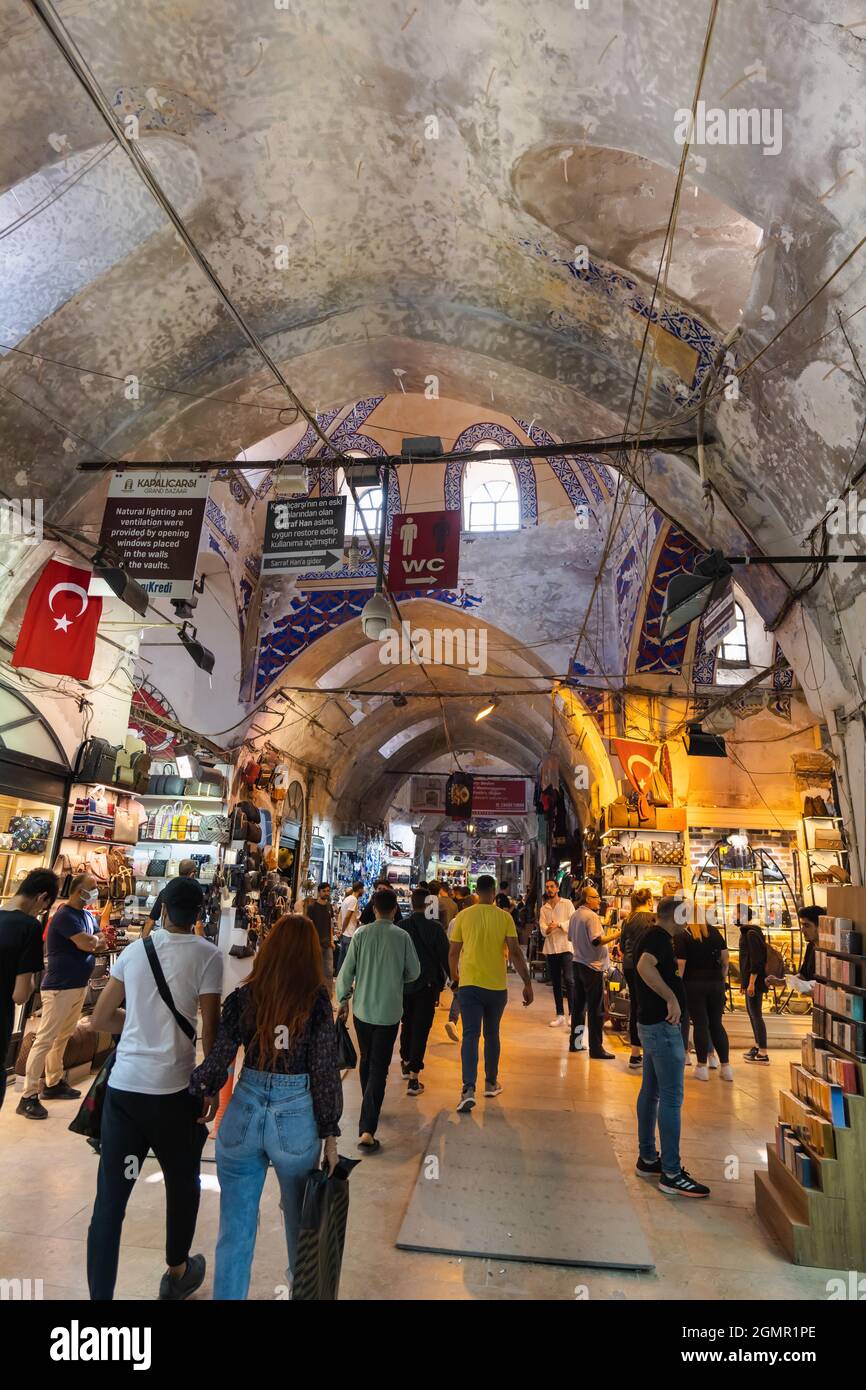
[399,887,451,1095]
[85,878,223,1300]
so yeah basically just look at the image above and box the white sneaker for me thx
[694,1065,709,1081]
[549,1015,566,1028]
[708,1053,719,1069]
[720,1063,734,1082]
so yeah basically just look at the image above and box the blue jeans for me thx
[636,1021,685,1177]
[213,1069,321,1299]
[458,986,507,1088]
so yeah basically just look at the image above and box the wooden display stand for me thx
[755,884,866,1268]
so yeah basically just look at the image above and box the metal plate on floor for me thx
[396,1108,655,1270]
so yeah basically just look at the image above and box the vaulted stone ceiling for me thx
[2,0,865,789]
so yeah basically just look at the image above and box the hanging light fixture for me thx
[475,697,499,722]
[178,622,215,675]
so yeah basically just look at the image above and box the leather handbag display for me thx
[200,814,230,844]
[146,858,168,877]
[651,840,684,865]
[162,763,185,797]
[631,841,652,864]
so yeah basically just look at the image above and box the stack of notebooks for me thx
[812,1005,865,1056]
[818,915,862,954]
[802,1034,861,1094]
[813,981,865,1020]
[789,1062,848,1126]
[775,1122,816,1189]
[816,950,860,985]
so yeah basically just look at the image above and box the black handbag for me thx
[231,807,250,842]
[68,1049,116,1145]
[335,1017,357,1070]
[74,737,120,785]
[146,858,168,877]
[292,1159,360,1301]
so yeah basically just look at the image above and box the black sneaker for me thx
[589,1050,615,1060]
[158,1253,206,1301]
[41,1080,81,1100]
[628,1055,643,1069]
[742,1046,758,1061]
[16,1095,48,1120]
[407,1079,424,1096]
[456,1086,476,1113]
[658,1168,711,1198]
[635,1155,662,1178]
[744,1051,770,1064]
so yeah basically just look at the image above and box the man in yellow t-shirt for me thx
[448,874,533,1112]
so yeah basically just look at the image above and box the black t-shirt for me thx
[634,926,686,1025]
[147,876,205,925]
[305,900,333,952]
[0,909,44,1047]
[674,925,726,980]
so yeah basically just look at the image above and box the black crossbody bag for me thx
[143,935,197,1042]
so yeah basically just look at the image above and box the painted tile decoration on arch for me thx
[255,586,483,696]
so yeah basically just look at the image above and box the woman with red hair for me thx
[190,913,342,1299]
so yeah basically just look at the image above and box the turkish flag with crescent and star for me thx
[612,738,659,821]
[12,559,103,680]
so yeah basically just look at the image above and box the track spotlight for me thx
[178,622,215,675]
[475,697,499,722]
[89,550,148,617]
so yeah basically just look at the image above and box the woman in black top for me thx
[190,913,342,1299]
[675,918,731,1079]
[619,887,655,1069]
[738,908,769,1063]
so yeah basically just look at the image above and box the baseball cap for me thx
[162,875,204,927]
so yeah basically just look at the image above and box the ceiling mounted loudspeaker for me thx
[400,436,443,459]
[685,722,727,758]
[659,550,733,641]
[89,552,148,618]
[272,463,307,496]
[360,590,392,641]
[178,622,215,675]
[345,459,381,489]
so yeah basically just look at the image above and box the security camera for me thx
[361,590,392,641]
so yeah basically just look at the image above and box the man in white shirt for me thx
[568,885,620,1060]
[336,880,364,972]
[86,877,223,1301]
[539,878,575,1028]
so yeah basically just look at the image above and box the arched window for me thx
[462,444,520,533]
[336,455,383,539]
[717,603,749,665]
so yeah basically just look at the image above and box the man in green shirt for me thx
[337,886,420,1151]
[448,874,533,1113]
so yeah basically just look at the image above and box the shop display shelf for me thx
[138,793,224,803]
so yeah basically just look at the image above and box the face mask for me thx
[81,889,99,905]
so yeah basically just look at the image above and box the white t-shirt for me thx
[108,929,223,1095]
[539,898,573,955]
[339,894,360,937]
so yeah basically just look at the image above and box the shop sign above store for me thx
[387,509,460,590]
[261,496,347,574]
[98,470,211,600]
[472,777,528,816]
[409,775,446,814]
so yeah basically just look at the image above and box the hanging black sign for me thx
[445,772,474,819]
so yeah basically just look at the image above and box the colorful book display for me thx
[756,886,866,1268]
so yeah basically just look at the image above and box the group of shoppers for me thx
[1,850,827,1293]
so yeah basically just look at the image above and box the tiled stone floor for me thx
[0,982,847,1300]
